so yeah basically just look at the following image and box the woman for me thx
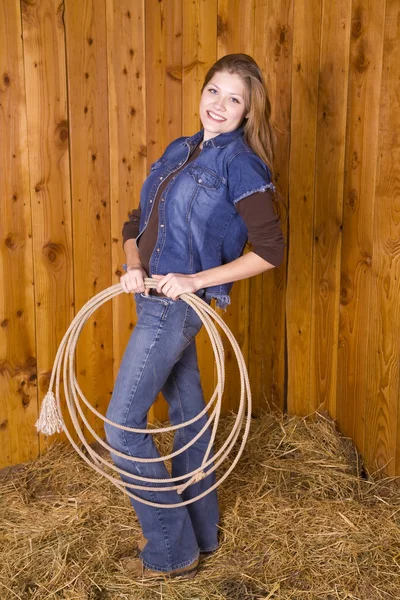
[105,53,286,579]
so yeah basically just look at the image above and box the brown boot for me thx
[122,556,199,580]
[137,534,147,552]
[137,534,217,557]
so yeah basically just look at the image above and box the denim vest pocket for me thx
[149,159,165,172]
[188,166,221,189]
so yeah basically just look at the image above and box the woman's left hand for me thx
[151,273,200,300]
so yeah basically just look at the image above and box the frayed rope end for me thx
[35,391,64,436]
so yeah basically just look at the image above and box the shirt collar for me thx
[182,124,245,149]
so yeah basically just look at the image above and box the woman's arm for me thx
[152,252,275,300]
[120,239,149,295]
[123,238,142,268]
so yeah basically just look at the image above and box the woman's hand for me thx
[151,273,200,300]
[120,265,149,295]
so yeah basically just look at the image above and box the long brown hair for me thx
[201,54,286,215]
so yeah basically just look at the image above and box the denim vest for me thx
[136,125,276,309]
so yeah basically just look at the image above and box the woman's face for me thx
[199,71,249,141]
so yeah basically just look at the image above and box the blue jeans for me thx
[104,292,220,572]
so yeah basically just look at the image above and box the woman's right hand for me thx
[120,265,149,295]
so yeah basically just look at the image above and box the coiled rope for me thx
[35,278,252,509]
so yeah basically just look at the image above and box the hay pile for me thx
[1,409,400,599]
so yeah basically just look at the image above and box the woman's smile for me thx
[207,110,227,122]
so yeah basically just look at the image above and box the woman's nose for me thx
[213,98,226,111]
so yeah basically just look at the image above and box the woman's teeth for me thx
[208,111,226,122]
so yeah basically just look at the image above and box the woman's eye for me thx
[208,88,217,94]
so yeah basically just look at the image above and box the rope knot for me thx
[176,471,207,495]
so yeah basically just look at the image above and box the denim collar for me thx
[182,124,245,149]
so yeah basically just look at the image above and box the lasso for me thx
[35,278,252,508]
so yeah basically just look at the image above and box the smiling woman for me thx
[111,53,286,580]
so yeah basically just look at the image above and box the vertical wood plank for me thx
[145,0,183,422]
[22,0,76,450]
[0,1,38,467]
[364,0,400,476]
[182,0,218,410]
[286,0,322,417]
[64,0,113,441]
[336,1,385,456]
[106,1,147,389]
[253,0,292,413]
[309,0,351,417]
[145,0,183,167]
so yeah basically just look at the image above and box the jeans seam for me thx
[120,306,173,567]
[125,458,173,568]
[170,369,189,474]
[120,304,170,427]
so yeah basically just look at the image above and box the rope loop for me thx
[36,279,252,508]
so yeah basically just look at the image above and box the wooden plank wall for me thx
[1,0,399,478]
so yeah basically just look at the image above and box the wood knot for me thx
[319,279,330,299]
[355,48,370,74]
[347,189,358,213]
[351,16,364,38]
[5,234,17,249]
[55,120,69,147]
[26,357,37,367]
[217,15,227,37]
[42,241,64,265]
[340,275,353,305]
[3,74,10,86]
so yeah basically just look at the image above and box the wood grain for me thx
[365,0,400,476]
[64,0,113,442]
[309,0,351,417]
[2,0,400,478]
[336,1,385,458]
[253,0,292,413]
[106,0,147,393]
[286,0,321,416]
[0,1,38,467]
[22,0,76,450]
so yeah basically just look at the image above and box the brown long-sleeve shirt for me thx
[122,144,286,275]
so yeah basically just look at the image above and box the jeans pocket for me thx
[181,304,203,343]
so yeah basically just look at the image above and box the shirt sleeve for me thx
[235,190,286,267]
[122,207,141,247]
[227,151,276,204]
